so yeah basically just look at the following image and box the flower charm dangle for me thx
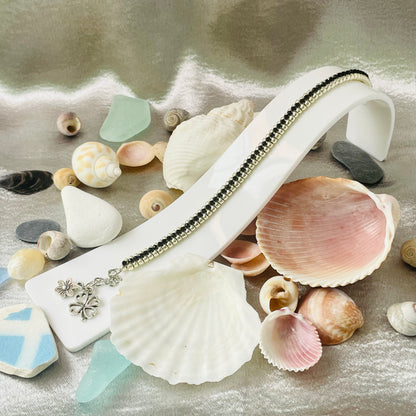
[69,292,101,321]
[55,278,76,298]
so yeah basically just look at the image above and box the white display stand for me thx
[26,66,395,352]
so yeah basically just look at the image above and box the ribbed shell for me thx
[259,308,322,372]
[110,254,260,385]
[163,99,254,192]
[256,177,399,287]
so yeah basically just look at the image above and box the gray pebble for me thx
[16,219,61,243]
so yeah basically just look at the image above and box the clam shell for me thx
[163,99,254,192]
[53,168,80,190]
[152,141,168,162]
[7,249,45,281]
[56,112,81,136]
[37,231,71,261]
[400,239,416,268]
[139,190,174,219]
[256,177,399,287]
[110,254,261,385]
[163,108,190,132]
[0,170,53,195]
[259,308,322,372]
[221,240,261,264]
[298,288,364,345]
[259,276,299,314]
[116,141,155,167]
[72,142,121,188]
[231,253,270,277]
[387,302,416,336]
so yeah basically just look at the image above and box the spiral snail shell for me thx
[72,142,121,188]
[139,190,174,219]
[163,108,190,132]
[400,239,416,268]
[53,168,80,190]
[57,112,81,136]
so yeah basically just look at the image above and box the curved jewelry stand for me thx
[26,66,395,351]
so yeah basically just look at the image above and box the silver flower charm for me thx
[55,278,76,298]
[69,292,101,321]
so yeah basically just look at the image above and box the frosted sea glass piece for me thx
[76,340,131,403]
[100,95,151,143]
[0,268,9,286]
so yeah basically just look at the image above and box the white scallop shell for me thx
[259,308,322,372]
[72,142,121,188]
[387,302,416,336]
[256,177,400,287]
[110,254,261,385]
[163,99,254,192]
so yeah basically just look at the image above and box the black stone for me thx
[16,219,60,243]
[331,141,384,185]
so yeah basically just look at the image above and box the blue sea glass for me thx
[0,268,9,286]
[100,95,151,143]
[76,340,131,403]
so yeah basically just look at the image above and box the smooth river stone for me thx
[76,340,131,403]
[100,95,151,143]
[16,219,60,243]
[61,186,122,248]
[331,141,384,185]
[0,170,53,195]
[0,304,58,378]
[0,268,9,286]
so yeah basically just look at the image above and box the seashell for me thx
[7,249,45,281]
[256,176,399,287]
[56,112,81,136]
[400,239,416,268]
[387,302,416,336]
[240,218,257,236]
[221,240,261,264]
[231,253,270,277]
[152,141,168,162]
[163,99,254,192]
[0,170,53,195]
[110,253,261,385]
[72,141,121,188]
[116,141,155,167]
[259,308,322,372]
[37,231,71,260]
[163,108,190,132]
[259,276,299,314]
[298,288,364,345]
[139,190,174,219]
[53,168,80,190]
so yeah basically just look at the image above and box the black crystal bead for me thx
[157,242,163,248]
[225,184,231,190]
[205,204,212,211]
[122,260,127,266]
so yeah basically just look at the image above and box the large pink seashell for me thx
[221,240,261,264]
[256,176,399,287]
[259,308,322,372]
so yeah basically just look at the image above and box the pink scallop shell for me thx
[221,240,261,264]
[116,141,155,167]
[259,308,322,372]
[256,177,399,287]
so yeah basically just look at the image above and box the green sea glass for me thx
[100,95,151,143]
[76,340,131,403]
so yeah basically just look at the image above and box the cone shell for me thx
[163,99,254,192]
[256,177,399,287]
[298,288,364,345]
[110,254,261,385]
[72,142,121,188]
[116,141,155,167]
[259,308,322,372]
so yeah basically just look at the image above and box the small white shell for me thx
[221,240,261,264]
[259,276,299,314]
[163,99,254,192]
[139,190,174,219]
[57,112,81,136]
[387,302,416,336]
[72,142,121,188]
[7,249,45,281]
[37,231,71,260]
[110,254,261,385]
[259,308,322,372]
[116,141,155,167]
